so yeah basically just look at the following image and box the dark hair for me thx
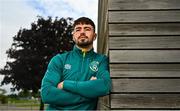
[73,17,95,32]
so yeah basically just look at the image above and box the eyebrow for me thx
[75,26,92,30]
[84,27,92,29]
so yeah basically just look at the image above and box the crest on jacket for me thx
[64,64,71,70]
[89,61,99,72]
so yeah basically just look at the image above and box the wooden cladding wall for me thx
[108,0,180,110]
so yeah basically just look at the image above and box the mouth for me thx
[79,36,88,39]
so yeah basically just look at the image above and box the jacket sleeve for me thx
[63,56,112,98]
[40,54,90,106]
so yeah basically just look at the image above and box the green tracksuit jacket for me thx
[41,45,111,110]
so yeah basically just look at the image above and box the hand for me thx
[57,81,64,89]
[90,76,97,80]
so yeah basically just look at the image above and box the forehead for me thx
[74,24,93,29]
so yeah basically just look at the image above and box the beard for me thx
[75,37,93,48]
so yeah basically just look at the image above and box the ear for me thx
[93,33,97,41]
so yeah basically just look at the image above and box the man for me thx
[41,17,111,110]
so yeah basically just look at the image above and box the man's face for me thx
[73,24,96,48]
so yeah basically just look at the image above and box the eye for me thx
[84,27,91,31]
[75,29,81,32]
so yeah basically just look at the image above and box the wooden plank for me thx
[108,0,180,10]
[110,50,180,63]
[97,104,110,110]
[111,94,180,108]
[110,64,180,77]
[109,23,180,36]
[109,11,180,23]
[109,37,180,49]
[97,0,108,55]
[98,95,110,108]
[112,79,180,92]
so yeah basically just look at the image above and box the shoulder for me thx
[50,51,72,64]
[54,51,72,60]
[94,52,108,61]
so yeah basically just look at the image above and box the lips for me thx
[79,36,88,39]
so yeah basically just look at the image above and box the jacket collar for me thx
[73,45,94,58]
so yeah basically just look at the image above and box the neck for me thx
[76,45,93,52]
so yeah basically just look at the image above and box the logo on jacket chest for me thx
[89,61,99,72]
[64,64,71,70]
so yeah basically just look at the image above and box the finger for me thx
[90,77,97,80]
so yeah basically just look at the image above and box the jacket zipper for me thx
[81,50,86,74]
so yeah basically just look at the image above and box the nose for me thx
[80,29,85,35]
[80,29,85,33]
[80,32,85,36]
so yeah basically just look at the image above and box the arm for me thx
[62,56,112,98]
[40,54,90,106]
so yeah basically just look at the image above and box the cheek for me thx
[74,34,79,39]
[89,33,95,39]
[86,32,93,37]
[73,34,78,40]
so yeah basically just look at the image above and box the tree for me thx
[0,16,74,109]
[0,88,8,104]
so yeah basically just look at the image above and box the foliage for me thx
[0,88,8,104]
[0,95,8,104]
[0,16,74,93]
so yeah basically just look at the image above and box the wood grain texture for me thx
[109,11,180,23]
[97,0,108,55]
[111,94,180,108]
[109,23,180,36]
[110,50,180,63]
[112,79,180,92]
[98,95,110,107]
[110,64,180,77]
[108,0,180,10]
[97,95,110,110]
[109,36,180,49]
[102,0,180,109]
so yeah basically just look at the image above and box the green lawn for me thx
[8,98,40,107]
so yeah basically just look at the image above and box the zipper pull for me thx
[82,49,87,58]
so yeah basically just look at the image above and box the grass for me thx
[0,97,48,110]
[7,98,40,107]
